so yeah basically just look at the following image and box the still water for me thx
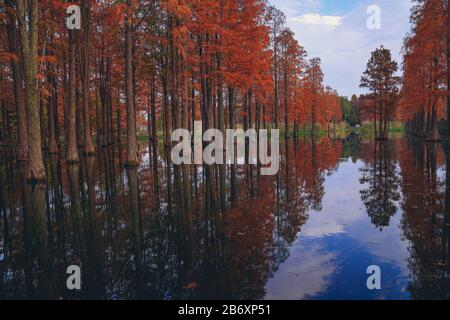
[0,135,449,300]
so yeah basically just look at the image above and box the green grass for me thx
[132,121,406,143]
[345,121,405,139]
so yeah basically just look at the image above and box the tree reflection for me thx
[398,138,450,299]
[359,141,400,230]
[0,137,342,299]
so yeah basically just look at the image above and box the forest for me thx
[0,0,343,180]
[0,0,450,300]
[0,0,446,177]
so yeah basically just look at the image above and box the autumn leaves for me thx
[1,0,344,183]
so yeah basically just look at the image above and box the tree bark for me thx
[125,1,139,166]
[47,69,58,154]
[67,29,79,163]
[81,0,95,155]
[5,0,28,161]
[16,0,46,180]
[447,0,450,137]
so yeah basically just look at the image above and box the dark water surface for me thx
[1,135,449,300]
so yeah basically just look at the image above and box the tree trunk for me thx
[16,0,46,181]
[284,69,289,138]
[5,0,28,161]
[274,44,279,130]
[229,87,236,203]
[67,29,79,163]
[47,70,58,154]
[217,55,226,213]
[81,0,95,155]
[447,0,450,137]
[125,1,139,166]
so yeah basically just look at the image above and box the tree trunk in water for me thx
[217,70,226,213]
[125,2,139,166]
[16,0,46,180]
[76,87,84,148]
[426,103,440,142]
[311,93,316,137]
[67,29,79,163]
[284,67,289,138]
[182,62,192,213]
[47,72,58,154]
[150,77,159,201]
[274,40,279,130]
[82,0,95,155]
[228,87,236,203]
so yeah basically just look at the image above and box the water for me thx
[0,134,449,300]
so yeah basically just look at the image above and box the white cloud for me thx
[265,242,337,300]
[289,14,344,28]
[274,0,322,17]
[271,0,413,97]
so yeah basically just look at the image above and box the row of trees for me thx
[357,1,450,142]
[400,0,450,140]
[0,0,343,182]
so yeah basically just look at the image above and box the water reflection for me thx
[397,138,450,299]
[0,135,450,299]
[359,141,401,230]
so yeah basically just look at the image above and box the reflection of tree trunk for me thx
[285,140,289,201]
[84,156,104,298]
[444,144,450,275]
[31,183,56,298]
[127,167,143,297]
[49,156,65,258]
[0,165,11,288]
[182,90,192,215]
[170,34,185,220]
[17,164,33,294]
[68,164,86,263]
[228,87,236,203]
[150,77,160,201]
[247,91,254,197]
[217,56,226,213]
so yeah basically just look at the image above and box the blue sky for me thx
[269,0,413,97]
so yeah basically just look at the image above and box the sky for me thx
[269,0,413,98]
